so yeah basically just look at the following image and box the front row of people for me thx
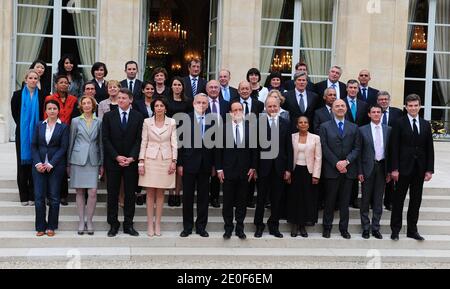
[28,87,434,242]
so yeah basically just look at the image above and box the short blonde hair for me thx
[107,80,121,89]
[266,90,284,105]
[78,95,98,114]
[24,69,40,81]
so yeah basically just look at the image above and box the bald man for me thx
[357,69,379,106]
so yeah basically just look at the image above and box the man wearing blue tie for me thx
[357,69,379,106]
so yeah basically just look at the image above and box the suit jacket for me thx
[132,99,151,119]
[67,116,103,166]
[282,89,319,132]
[240,97,264,116]
[120,79,143,100]
[139,117,177,161]
[92,79,108,104]
[313,106,333,135]
[345,97,370,127]
[386,106,404,127]
[215,120,258,180]
[177,112,215,174]
[102,108,144,171]
[183,76,207,99]
[357,123,391,177]
[31,121,69,168]
[358,86,379,106]
[206,97,230,123]
[314,80,347,105]
[258,116,293,178]
[292,132,322,179]
[319,120,361,179]
[220,86,239,102]
[390,116,434,176]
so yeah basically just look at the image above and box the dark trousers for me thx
[246,179,256,205]
[323,175,353,232]
[32,166,63,232]
[254,169,284,230]
[106,167,138,229]
[209,175,220,201]
[222,177,248,233]
[384,181,395,207]
[360,161,386,232]
[390,162,425,234]
[17,164,34,202]
[60,171,69,200]
[350,179,359,206]
[182,172,210,233]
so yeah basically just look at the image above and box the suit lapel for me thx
[48,123,61,145]
[79,118,91,137]
[382,125,388,151]
[366,125,375,151]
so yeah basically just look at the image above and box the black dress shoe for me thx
[269,230,283,238]
[407,232,425,241]
[254,228,263,238]
[107,226,119,237]
[174,195,181,207]
[210,199,220,208]
[223,231,232,239]
[351,200,360,209]
[180,230,191,237]
[390,233,399,241]
[136,195,144,206]
[124,227,139,237]
[384,203,392,211]
[236,231,247,240]
[197,231,209,238]
[290,225,298,238]
[168,195,174,207]
[372,231,383,239]
[322,229,331,238]
[362,230,370,239]
[341,231,351,239]
[299,226,308,238]
[60,198,68,206]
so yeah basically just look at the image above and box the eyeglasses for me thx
[359,74,369,77]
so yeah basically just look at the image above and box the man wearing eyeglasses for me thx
[357,69,379,106]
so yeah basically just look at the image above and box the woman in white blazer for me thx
[67,95,103,235]
[287,116,322,238]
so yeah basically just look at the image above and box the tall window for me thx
[405,0,450,137]
[13,0,99,89]
[207,0,222,80]
[260,0,336,84]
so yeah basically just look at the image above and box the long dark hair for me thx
[169,76,186,101]
[57,54,82,80]
[29,60,51,85]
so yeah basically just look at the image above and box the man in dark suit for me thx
[254,95,293,238]
[282,72,319,133]
[218,69,239,102]
[377,91,404,210]
[358,104,391,240]
[313,87,336,135]
[345,80,370,208]
[320,99,361,239]
[206,80,230,208]
[177,93,214,238]
[183,59,207,99]
[390,94,434,241]
[284,62,315,92]
[315,65,347,104]
[357,69,379,106]
[216,101,258,240]
[120,61,143,100]
[237,81,264,208]
[102,88,144,237]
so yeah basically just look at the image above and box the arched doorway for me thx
[143,0,212,81]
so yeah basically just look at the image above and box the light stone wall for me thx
[335,0,409,108]
[98,0,142,82]
[1,1,13,143]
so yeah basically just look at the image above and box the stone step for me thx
[1,231,450,250]
[1,216,450,235]
[2,246,450,264]
[1,202,450,220]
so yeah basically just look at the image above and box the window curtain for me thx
[260,0,285,84]
[434,0,450,124]
[301,0,333,83]
[16,0,52,88]
[406,0,418,62]
[72,0,97,79]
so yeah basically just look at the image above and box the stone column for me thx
[0,1,13,143]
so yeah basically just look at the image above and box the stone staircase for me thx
[1,177,450,265]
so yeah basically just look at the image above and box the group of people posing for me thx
[11,56,434,242]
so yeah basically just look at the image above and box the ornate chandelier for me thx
[147,0,187,56]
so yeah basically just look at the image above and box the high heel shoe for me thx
[86,222,94,236]
[299,226,308,238]
[77,222,85,235]
[168,195,174,207]
[155,224,161,236]
[174,195,181,207]
[290,224,298,237]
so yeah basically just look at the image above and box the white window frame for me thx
[405,0,450,121]
[260,0,338,81]
[12,0,100,90]
[207,0,223,80]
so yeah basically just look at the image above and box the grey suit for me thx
[358,123,391,232]
[319,119,361,233]
[67,116,103,188]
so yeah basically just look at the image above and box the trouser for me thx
[222,177,248,233]
[360,161,386,232]
[254,169,284,231]
[182,172,210,233]
[17,164,34,202]
[323,175,353,232]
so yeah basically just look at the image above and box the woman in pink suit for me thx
[138,98,178,237]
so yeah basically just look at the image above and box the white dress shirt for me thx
[233,121,244,144]
[36,118,62,168]
[295,89,308,111]
[407,114,420,134]
[370,122,385,160]
[240,97,252,114]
